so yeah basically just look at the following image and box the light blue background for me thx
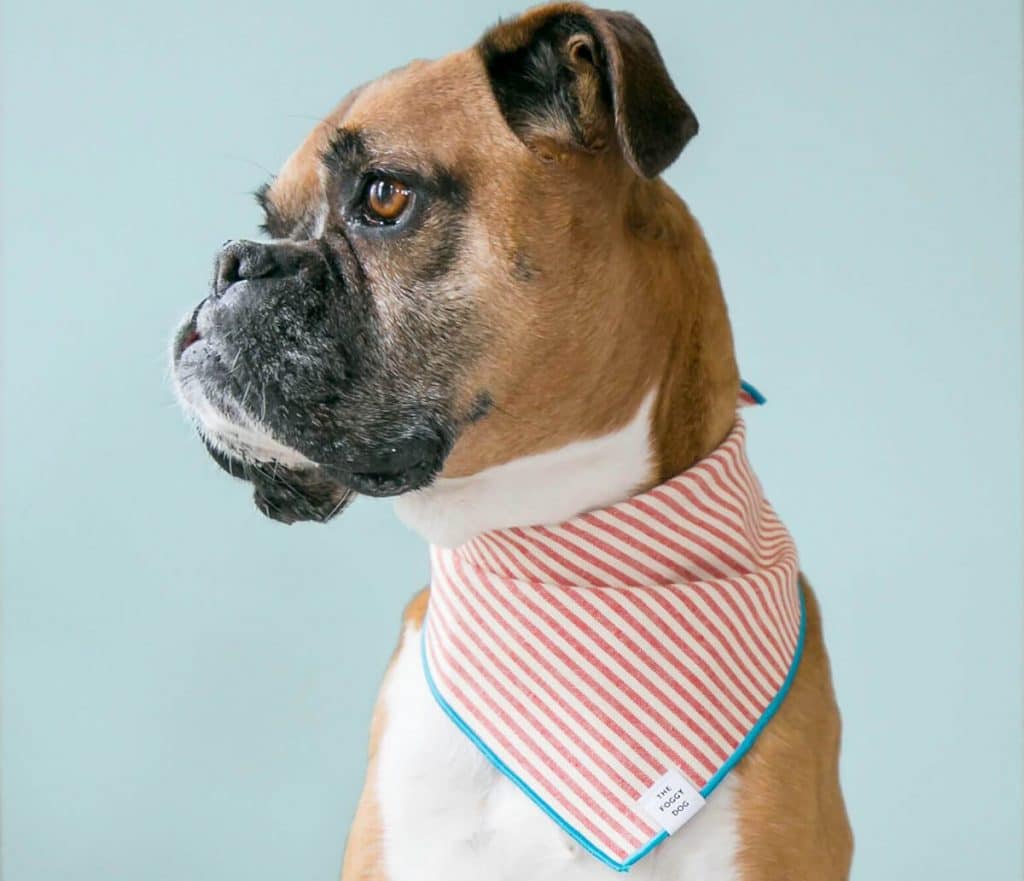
[2,1,1021,878]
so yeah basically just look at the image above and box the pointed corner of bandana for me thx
[739,380,766,407]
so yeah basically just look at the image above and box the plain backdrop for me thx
[2,1,1021,879]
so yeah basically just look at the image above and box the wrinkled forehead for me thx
[264,49,503,221]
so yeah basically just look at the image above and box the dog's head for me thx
[171,3,736,524]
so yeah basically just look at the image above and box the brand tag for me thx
[636,768,706,834]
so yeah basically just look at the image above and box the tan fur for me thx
[734,579,853,878]
[256,7,851,878]
[266,47,736,482]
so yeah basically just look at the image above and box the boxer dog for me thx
[170,4,852,879]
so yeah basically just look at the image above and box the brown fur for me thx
[265,48,735,483]
[255,5,851,878]
[734,579,853,878]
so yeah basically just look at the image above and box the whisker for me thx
[219,154,277,179]
[324,491,354,521]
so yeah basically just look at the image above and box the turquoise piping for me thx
[420,587,807,873]
[740,380,767,404]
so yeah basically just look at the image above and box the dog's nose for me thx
[214,240,279,296]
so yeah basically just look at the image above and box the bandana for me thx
[421,384,804,872]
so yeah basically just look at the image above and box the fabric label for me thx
[636,768,706,834]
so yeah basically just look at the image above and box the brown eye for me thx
[364,176,411,224]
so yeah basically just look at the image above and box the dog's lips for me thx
[340,433,448,497]
[173,305,205,360]
[345,461,437,497]
[171,283,452,504]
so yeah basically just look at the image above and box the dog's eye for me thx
[362,176,412,225]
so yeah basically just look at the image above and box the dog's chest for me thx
[375,624,741,881]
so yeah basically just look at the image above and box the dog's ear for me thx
[479,3,697,178]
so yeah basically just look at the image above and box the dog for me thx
[170,4,853,879]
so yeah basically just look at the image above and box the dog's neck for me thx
[394,390,657,548]
[396,185,739,549]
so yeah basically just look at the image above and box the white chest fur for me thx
[394,394,658,549]
[379,392,741,880]
[376,623,740,881]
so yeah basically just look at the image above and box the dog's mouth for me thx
[179,325,201,354]
[171,305,450,521]
[173,304,205,360]
[201,438,443,524]
[201,440,356,524]
[203,436,444,524]
[344,445,444,497]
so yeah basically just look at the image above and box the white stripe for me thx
[507,531,747,745]
[434,550,661,809]
[449,543,672,781]
[472,536,719,777]
[425,605,645,856]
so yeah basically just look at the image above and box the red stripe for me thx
[624,585,772,710]
[752,567,796,651]
[533,523,653,587]
[425,633,638,857]
[454,543,677,777]
[646,570,776,703]
[498,530,740,752]
[427,591,647,839]
[438,550,658,788]
[474,536,719,778]
[602,505,723,580]
[717,572,791,673]
[695,458,758,548]
[470,538,711,782]
[687,579,787,682]
[650,480,795,673]
[499,526,749,736]
[464,539,698,777]
[637,490,751,573]
[655,479,756,565]
[503,528,597,584]
[507,524,765,741]
[562,520,669,585]
[637,490,794,669]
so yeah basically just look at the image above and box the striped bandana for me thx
[421,385,804,872]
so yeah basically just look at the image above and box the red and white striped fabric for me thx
[422,401,803,871]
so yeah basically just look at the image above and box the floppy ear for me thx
[479,3,698,178]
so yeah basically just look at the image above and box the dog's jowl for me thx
[170,3,852,879]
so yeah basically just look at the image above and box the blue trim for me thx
[420,588,806,873]
[740,379,767,405]
[700,587,806,795]
[420,631,640,872]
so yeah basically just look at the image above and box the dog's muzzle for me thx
[171,239,451,519]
